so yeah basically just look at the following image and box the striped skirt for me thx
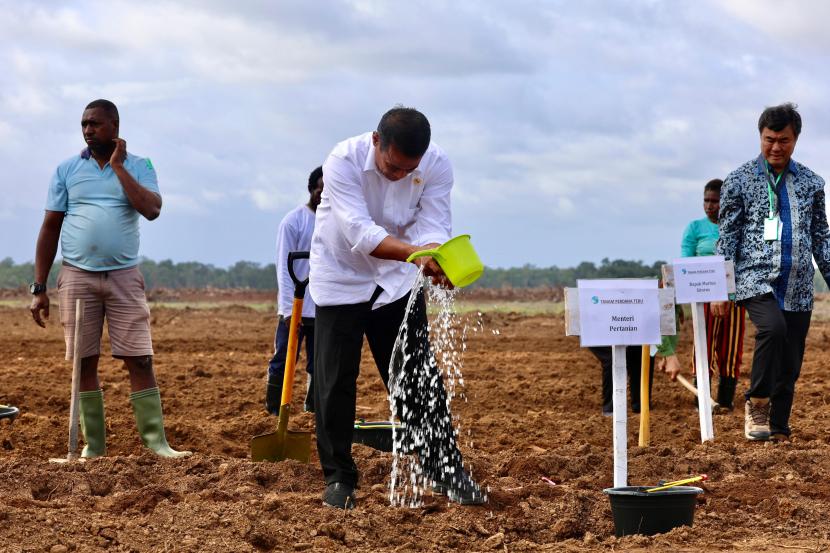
[692,301,746,378]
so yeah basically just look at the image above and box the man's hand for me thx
[414,256,453,288]
[30,293,50,328]
[370,237,454,288]
[656,354,682,381]
[108,138,162,220]
[110,138,127,168]
[711,301,730,317]
[410,243,453,288]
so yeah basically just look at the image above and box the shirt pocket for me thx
[394,207,419,236]
[408,185,423,210]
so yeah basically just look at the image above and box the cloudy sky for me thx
[2,0,829,269]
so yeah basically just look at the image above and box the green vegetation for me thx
[448,300,564,316]
[473,258,668,288]
[0,256,665,290]
[3,256,828,293]
[0,258,60,288]
[0,257,277,290]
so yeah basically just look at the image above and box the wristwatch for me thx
[29,282,47,295]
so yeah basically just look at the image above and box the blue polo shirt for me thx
[46,149,160,271]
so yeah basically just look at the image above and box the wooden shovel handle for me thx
[675,374,699,397]
[67,298,85,460]
[676,374,720,410]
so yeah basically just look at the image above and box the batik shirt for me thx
[716,155,830,311]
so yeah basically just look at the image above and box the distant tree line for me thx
[0,258,278,290]
[473,258,667,288]
[1,256,828,292]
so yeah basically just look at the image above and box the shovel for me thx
[676,374,720,413]
[352,420,404,453]
[251,251,313,463]
[0,405,19,423]
[50,298,84,464]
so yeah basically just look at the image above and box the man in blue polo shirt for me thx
[29,99,189,458]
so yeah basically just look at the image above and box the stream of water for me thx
[387,268,484,507]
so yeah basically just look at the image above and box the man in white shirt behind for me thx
[310,107,485,509]
[265,167,324,415]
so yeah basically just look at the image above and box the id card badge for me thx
[764,215,782,241]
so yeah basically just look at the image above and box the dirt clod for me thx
[484,531,505,549]
[2,302,830,552]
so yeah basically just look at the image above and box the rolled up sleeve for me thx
[322,154,389,255]
[414,157,453,246]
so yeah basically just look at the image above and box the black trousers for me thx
[314,288,462,487]
[589,346,654,413]
[740,293,811,436]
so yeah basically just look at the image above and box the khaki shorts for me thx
[57,264,154,360]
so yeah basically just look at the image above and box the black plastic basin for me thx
[603,486,703,536]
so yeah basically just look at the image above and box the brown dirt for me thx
[1,285,564,304]
[2,300,830,552]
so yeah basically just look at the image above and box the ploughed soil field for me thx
[3,291,830,552]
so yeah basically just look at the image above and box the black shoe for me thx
[304,374,315,413]
[322,482,355,510]
[265,379,282,415]
[432,470,486,505]
[716,377,737,411]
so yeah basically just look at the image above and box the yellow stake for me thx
[638,345,650,447]
[645,475,706,492]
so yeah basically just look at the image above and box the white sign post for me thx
[611,344,627,487]
[665,257,734,443]
[567,279,668,488]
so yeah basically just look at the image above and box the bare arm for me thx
[371,237,448,285]
[30,210,65,327]
[110,138,162,220]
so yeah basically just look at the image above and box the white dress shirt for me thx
[276,204,317,318]
[310,132,453,308]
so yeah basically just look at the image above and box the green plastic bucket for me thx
[406,235,483,288]
[603,486,703,536]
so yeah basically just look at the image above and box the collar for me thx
[755,154,798,177]
[80,147,92,160]
[363,139,423,180]
[363,140,378,174]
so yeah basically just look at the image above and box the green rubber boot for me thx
[79,389,107,458]
[130,387,191,458]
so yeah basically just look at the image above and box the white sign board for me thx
[672,256,728,304]
[577,279,661,347]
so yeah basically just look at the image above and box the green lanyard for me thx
[763,160,783,217]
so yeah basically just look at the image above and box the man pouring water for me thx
[310,106,485,509]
